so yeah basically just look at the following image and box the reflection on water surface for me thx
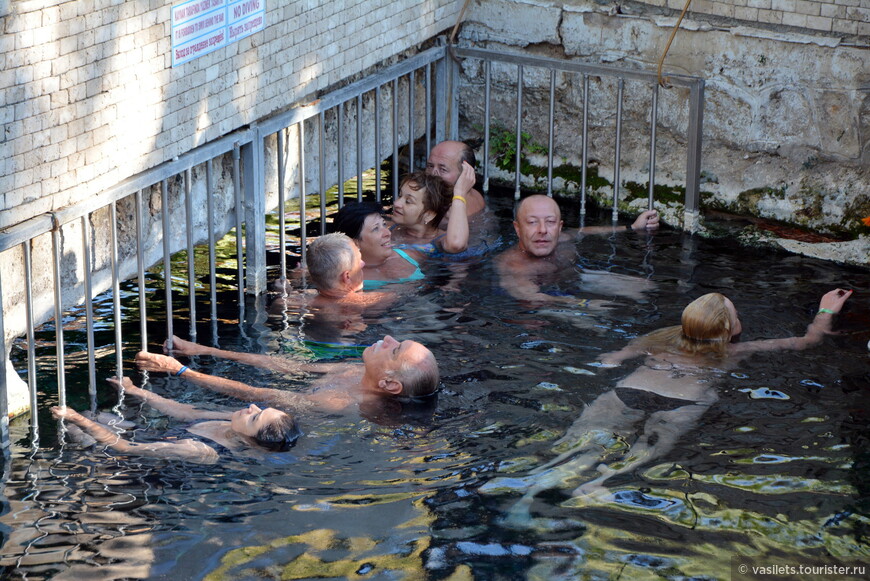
[2,194,868,580]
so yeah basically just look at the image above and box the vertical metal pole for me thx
[109,202,124,381]
[337,104,345,206]
[580,74,590,219]
[448,47,459,140]
[356,94,363,201]
[0,266,7,452]
[392,77,399,201]
[409,72,415,171]
[79,216,97,404]
[232,143,244,308]
[50,221,67,408]
[648,83,659,211]
[547,69,556,197]
[23,243,38,438]
[425,63,432,156]
[318,111,327,234]
[206,159,218,345]
[684,79,705,231]
[514,64,523,200]
[434,44,449,144]
[277,130,287,276]
[161,179,174,344]
[298,122,308,265]
[612,78,624,222]
[184,168,196,340]
[241,127,267,295]
[135,189,148,351]
[374,86,382,201]
[483,59,491,195]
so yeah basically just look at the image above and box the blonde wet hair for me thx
[633,293,733,359]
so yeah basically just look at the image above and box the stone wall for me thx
[457,0,870,238]
[644,0,869,37]
[1,0,458,231]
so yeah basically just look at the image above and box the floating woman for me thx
[481,288,853,524]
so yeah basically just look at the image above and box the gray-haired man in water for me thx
[135,334,438,415]
[495,194,659,305]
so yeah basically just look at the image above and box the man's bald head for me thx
[426,141,476,188]
[513,195,564,257]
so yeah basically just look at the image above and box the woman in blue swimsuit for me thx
[334,201,425,290]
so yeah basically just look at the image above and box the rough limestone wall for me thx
[0,0,458,416]
[638,0,869,37]
[457,0,870,239]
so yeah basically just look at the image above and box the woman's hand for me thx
[818,288,852,315]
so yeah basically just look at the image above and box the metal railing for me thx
[453,46,704,225]
[0,42,704,450]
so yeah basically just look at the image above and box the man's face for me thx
[363,335,430,380]
[426,142,462,187]
[513,196,563,257]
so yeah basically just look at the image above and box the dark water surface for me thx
[1,193,868,580]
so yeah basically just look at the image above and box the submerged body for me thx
[482,288,853,524]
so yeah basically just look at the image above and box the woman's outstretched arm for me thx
[732,288,853,355]
[107,376,230,422]
[51,406,219,464]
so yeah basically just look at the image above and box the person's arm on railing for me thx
[135,351,316,413]
[51,406,220,464]
[574,209,660,236]
[107,376,230,422]
[164,335,308,374]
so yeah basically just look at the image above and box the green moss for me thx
[624,181,685,205]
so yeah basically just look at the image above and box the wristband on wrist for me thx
[453,195,467,205]
[817,308,835,315]
[175,365,188,376]
[625,224,633,230]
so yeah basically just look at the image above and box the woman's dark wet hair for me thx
[333,201,385,240]
[254,412,302,452]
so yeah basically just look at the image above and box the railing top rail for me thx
[0,128,254,254]
[258,45,447,136]
[454,46,704,89]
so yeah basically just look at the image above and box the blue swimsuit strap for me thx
[393,247,420,267]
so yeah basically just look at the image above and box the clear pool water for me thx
[1,193,868,580]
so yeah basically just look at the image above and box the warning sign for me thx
[171,0,266,67]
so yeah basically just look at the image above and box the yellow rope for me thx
[657,0,694,88]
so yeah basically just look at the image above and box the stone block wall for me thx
[1,0,458,231]
[632,0,869,38]
[458,0,870,239]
